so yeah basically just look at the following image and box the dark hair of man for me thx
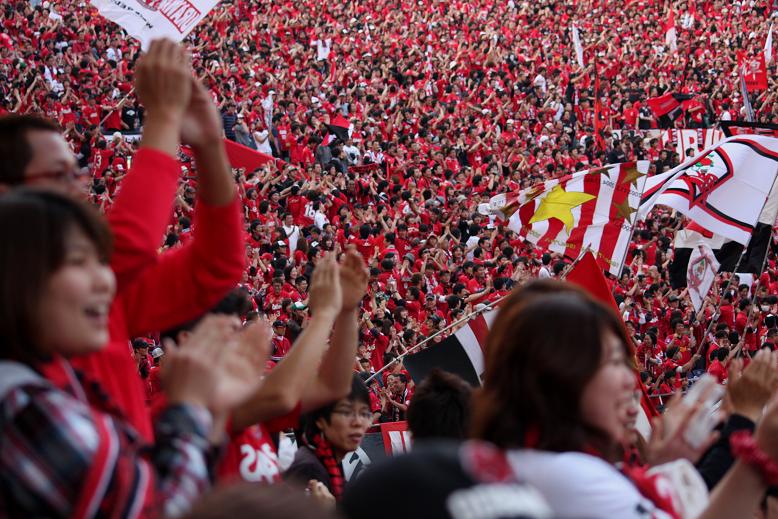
[0,114,61,185]
[300,374,371,441]
[407,368,472,440]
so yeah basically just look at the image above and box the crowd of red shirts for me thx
[2,0,778,406]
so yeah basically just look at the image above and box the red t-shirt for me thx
[217,407,300,484]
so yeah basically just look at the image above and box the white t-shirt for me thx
[507,450,671,519]
[254,129,273,154]
[283,224,300,254]
[311,39,332,61]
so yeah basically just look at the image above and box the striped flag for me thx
[638,136,778,245]
[404,309,498,387]
[482,161,650,275]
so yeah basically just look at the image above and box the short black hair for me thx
[160,288,252,341]
[407,369,472,440]
[301,374,371,441]
[0,114,62,186]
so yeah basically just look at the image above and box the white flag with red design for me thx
[638,136,778,246]
[91,0,219,50]
[481,162,650,275]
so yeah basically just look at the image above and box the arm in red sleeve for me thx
[107,148,180,289]
[118,194,246,336]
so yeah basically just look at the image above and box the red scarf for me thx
[312,433,345,499]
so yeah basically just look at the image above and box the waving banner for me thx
[91,0,220,49]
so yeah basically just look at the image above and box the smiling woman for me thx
[0,190,250,517]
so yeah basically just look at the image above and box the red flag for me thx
[223,139,276,171]
[566,251,619,312]
[566,252,660,424]
[740,54,768,91]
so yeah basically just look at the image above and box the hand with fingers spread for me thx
[308,253,342,319]
[725,349,778,422]
[161,314,242,410]
[338,246,369,312]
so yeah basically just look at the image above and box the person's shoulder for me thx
[1,380,99,449]
[285,446,329,484]
[509,450,658,518]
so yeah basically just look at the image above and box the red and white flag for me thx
[639,136,778,246]
[91,0,220,50]
[740,53,769,91]
[766,23,774,64]
[482,162,650,275]
[686,243,720,313]
[665,8,677,52]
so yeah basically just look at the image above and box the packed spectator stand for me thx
[3,0,778,517]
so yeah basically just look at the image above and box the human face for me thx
[317,398,371,457]
[22,130,83,196]
[37,227,116,357]
[580,330,634,443]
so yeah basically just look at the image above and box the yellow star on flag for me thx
[619,164,646,187]
[613,198,637,220]
[528,185,596,233]
[587,166,612,177]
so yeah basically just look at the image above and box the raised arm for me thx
[230,253,343,429]
[106,39,191,288]
[118,73,245,335]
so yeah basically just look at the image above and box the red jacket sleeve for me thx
[107,149,180,289]
[119,194,246,336]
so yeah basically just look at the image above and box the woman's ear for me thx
[315,416,329,433]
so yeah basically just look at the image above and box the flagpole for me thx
[617,163,650,277]
[368,245,597,385]
[99,88,135,128]
[365,293,508,384]
[692,177,777,358]
[559,245,592,279]
[736,226,776,352]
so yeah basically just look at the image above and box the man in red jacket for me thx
[0,40,245,441]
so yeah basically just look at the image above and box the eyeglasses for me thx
[24,167,85,185]
[332,408,373,422]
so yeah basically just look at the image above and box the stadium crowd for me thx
[2,0,778,516]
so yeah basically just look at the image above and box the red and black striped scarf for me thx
[312,433,345,500]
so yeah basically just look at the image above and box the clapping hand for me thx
[339,246,369,312]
